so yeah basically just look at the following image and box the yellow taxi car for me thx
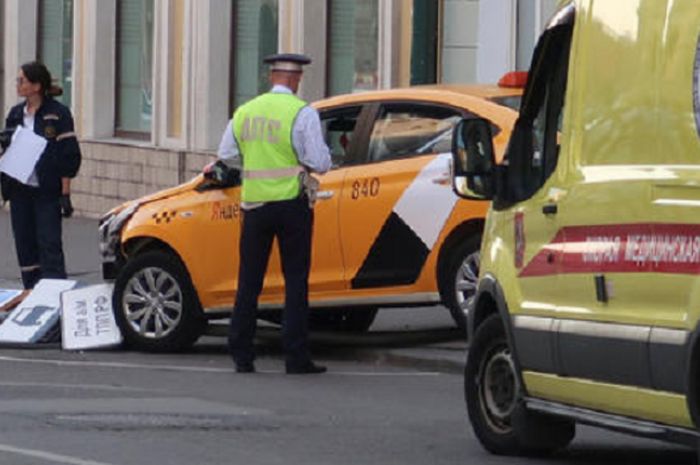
[99,83,520,351]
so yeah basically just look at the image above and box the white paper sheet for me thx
[0,126,47,186]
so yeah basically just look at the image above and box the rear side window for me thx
[490,95,522,112]
[367,104,461,162]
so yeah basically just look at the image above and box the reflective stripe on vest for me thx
[233,93,307,203]
[243,165,304,180]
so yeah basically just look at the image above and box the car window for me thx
[320,106,362,168]
[490,95,522,112]
[368,104,462,162]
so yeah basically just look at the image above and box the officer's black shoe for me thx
[236,363,256,373]
[285,361,327,375]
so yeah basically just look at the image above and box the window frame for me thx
[496,5,574,208]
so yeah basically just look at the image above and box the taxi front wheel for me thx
[112,250,207,352]
[465,314,575,456]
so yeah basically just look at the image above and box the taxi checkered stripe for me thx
[152,210,178,224]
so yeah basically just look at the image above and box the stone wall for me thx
[71,140,216,219]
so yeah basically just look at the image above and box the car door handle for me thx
[432,175,451,186]
[542,204,558,215]
[317,190,334,200]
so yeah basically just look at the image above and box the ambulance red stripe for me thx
[519,223,700,277]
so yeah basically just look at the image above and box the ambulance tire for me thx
[465,314,575,456]
[442,235,481,330]
[309,307,378,333]
[113,250,207,352]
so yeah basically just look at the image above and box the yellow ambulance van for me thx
[452,0,700,456]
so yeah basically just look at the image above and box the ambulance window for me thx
[367,104,462,162]
[321,106,362,168]
[503,4,573,204]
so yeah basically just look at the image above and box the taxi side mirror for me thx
[451,118,496,200]
[197,160,241,192]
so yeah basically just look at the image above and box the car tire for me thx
[309,307,378,333]
[113,250,207,352]
[441,235,481,330]
[465,314,575,456]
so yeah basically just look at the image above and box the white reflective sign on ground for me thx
[61,284,122,350]
[0,289,23,310]
[0,279,76,343]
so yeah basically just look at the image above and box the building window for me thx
[230,0,279,112]
[327,0,378,96]
[37,0,74,107]
[115,0,154,138]
[517,0,560,70]
[411,0,439,85]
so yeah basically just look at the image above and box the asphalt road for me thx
[0,342,693,465]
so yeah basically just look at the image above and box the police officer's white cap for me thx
[264,53,312,73]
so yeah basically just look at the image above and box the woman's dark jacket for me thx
[0,97,81,201]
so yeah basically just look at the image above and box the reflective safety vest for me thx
[232,92,307,203]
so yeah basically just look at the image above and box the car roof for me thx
[313,84,523,109]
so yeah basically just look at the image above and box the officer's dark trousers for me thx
[9,185,66,289]
[228,196,313,367]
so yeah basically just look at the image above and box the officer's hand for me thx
[60,194,74,218]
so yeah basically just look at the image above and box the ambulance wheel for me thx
[113,250,207,352]
[309,307,378,332]
[442,235,481,330]
[465,314,575,456]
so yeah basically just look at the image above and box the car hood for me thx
[104,175,203,217]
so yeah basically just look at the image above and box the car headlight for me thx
[98,202,140,262]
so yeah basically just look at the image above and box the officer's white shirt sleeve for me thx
[292,106,332,174]
[217,118,242,169]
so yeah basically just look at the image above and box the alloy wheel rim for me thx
[122,267,183,339]
[455,251,480,314]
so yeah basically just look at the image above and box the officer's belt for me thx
[243,166,303,179]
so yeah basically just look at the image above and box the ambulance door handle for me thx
[317,190,334,200]
[542,204,558,215]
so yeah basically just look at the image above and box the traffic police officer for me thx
[217,53,331,374]
[1,61,81,289]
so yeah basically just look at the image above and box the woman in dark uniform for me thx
[0,61,81,289]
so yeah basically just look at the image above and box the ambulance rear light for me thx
[498,71,528,88]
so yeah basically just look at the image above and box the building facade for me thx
[1,0,559,218]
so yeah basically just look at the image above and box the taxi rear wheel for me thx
[113,250,207,352]
[465,314,575,455]
[441,235,481,330]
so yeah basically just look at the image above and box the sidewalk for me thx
[0,209,467,374]
[0,209,103,289]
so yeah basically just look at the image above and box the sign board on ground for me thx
[0,289,25,313]
[0,279,76,343]
[61,283,122,350]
